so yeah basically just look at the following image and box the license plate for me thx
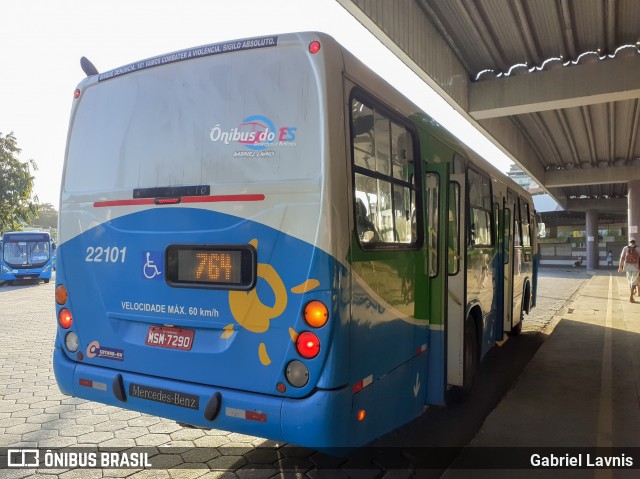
[146,326,194,351]
[20,276,33,280]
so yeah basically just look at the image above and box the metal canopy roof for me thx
[338,0,640,212]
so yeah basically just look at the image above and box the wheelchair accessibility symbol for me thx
[142,251,163,280]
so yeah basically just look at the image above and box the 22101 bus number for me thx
[85,246,127,263]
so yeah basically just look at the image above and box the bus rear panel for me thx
[55,33,355,447]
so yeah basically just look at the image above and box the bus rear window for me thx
[65,48,320,194]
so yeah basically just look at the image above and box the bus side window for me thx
[520,198,531,247]
[351,95,418,249]
[355,195,379,243]
[468,169,493,246]
[504,207,511,264]
[426,173,439,277]
[448,182,460,275]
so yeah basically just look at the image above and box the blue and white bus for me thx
[1,231,55,284]
[54,32,537,450]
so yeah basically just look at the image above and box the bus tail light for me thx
[58,309,73,329]
[309,41,321,54]
[303,300,328,328]
[65,332,79,352]
[56,285,68,305]
[285,360,309,388]
[296,331,320,359]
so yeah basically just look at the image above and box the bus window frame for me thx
[425,172,440,278]
[448,180,461,276]
[349,88,423,252]
[467,167,495,248]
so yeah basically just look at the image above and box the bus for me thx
[1,231,55,285]
[53,32,537,449]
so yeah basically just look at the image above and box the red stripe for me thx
[94,198,154,208]
[94,194,265,208]
[182,194,265,204]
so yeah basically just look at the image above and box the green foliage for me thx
[0,132,38,233]
[27,202,58,230]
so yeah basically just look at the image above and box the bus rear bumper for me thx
[53,348,351,447]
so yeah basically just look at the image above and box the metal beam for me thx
[545,165,640,187]
[565,198,627,213]
[469,56,640,120]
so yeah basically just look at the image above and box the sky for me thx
[2,0,512,210]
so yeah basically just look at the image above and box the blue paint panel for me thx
[55,208,342,400]
[351,353,428,446]
[426,329,446,405]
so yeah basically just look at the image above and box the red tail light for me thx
[154,197,181,205]
[58,309,73,329]
[296,331,320,359]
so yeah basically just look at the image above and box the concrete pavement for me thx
[444,269,640,478]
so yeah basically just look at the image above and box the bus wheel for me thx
[44,279,50,284]
[462,315,479,392]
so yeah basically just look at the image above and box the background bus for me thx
[54,32,537,450]
[1,231,55,285]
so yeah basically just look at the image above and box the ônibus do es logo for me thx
[209,115,297,157]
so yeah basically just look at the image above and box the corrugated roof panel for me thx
[420,0,502,72]
[472,0,528,65]
[563,107,594,165]
[569,0,606,52]
[616,0,640,46]
[586,103,610,162]
[614,100,640,160]
[517,0,566,61]
[514,113,558,167]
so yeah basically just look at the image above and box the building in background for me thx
[507,164,627,268]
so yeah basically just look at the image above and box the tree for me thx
[27,202,58,230]
[0,132,38,233]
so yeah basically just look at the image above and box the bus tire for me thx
[44,279,50,284]
[462,314,479,392]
